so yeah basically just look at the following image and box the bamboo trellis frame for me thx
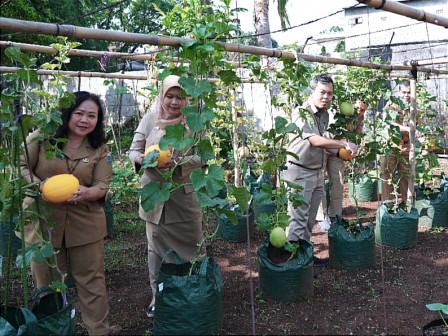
[1,15,447,207]
[1,18,448,75]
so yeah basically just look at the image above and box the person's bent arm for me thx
[307,135,358,154]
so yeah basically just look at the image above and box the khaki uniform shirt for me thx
[20,130,112,248]
[287,99,330,169]
[128,114,203,224]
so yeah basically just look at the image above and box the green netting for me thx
[153,250,223,336]
[375,203,419,248]
[348,175,378,202]
[257,237,314,302]
[328,215,376,269]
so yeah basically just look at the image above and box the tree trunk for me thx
[254,0,272,49]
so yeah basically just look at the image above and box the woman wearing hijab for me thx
[128,75,204,318]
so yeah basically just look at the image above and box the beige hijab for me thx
[146,75,189,147]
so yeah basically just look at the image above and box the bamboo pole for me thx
[357,0,448,28]
[1,18,448,75]
[408,76,417,207]
[0,66,269,83]
[0,40,158,61]
[403,58,448,66]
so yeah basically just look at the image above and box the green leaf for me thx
[16,69,43,85]
[178,78,212,98]
[33,242,55,263]
[195,189,227,208]
[230,185,249,213]
[426,303,448,314]
[217,70,241,85]
[277,212,292,228]
[159,124,194,150]
[261,159,275,173]
[16,243,39,268]
[197,139,215,160]
[138,181,172,212]
[182,105,214,132]
[216,208,237,225]
[141,149,159,168]
[254,183,273,205]
[275,116,297,134]
[190,164,225,197]
[5,47,34,68]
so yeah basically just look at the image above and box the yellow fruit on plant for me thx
[340,102,354,116]
[425,138,437,151]
[144,144,172,166]
[338,148,357,161]
[42,174,79,203]
[269,227,287,248]
[238,146,250,159]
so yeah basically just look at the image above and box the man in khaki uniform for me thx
[283,74,358,266]
[381,81,421,202]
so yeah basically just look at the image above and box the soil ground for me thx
[88,183,448,335]
[2,182,447,335]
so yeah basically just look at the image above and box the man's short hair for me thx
[399,81,410,91]
[310,74,334,90]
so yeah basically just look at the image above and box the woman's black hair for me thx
[53,91,106,149]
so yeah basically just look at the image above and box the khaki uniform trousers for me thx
[283,163,325,242]
[380,152,409,202]
[146,214,203,297]
[317,155,345,220]
[31,239,110,336]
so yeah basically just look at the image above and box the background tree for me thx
[1,0,175,71]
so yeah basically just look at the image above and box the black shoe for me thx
[329,217,337,225]
[313,256,329,267]
[146,304,155,318]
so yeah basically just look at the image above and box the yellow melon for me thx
[144,144,172,166]
[42,174,80,203]
[339,148,357,161]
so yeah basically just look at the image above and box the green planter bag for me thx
[253,197,276,222]
[415,177,448,228]
[0,287,75,336]
[375,202,419,248]
[216,204,253,242]
[0,216,21,257]
[348,175,378,202]
[257,237,314,302]
[328,215,375,269]
[153,249,223,336]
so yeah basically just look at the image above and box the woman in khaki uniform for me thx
[129,75,204,318]
[20,91,113,335]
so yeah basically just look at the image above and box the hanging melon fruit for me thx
[144,144,172,166]
[338,148,357,161]
[42,174,80,203]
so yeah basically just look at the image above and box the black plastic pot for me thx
[422,319,448,336]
